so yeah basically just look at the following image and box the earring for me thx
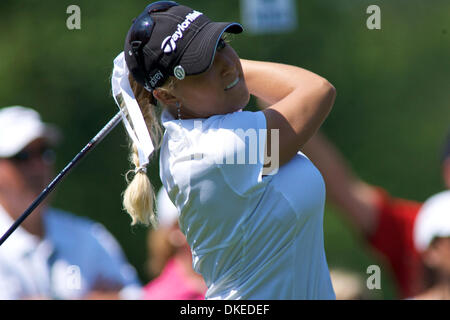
[176,102,182,127]
[176,102,181,120]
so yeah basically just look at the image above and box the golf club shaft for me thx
[0,110,124,246]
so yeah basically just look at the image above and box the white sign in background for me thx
[241,0,298,34]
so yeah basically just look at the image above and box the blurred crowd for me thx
[0,105,448,300]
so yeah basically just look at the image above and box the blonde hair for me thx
[122,75,175,226]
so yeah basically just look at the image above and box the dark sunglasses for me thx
[10,145,55,164]
[128,1,179,90]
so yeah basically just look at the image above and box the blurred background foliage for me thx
[0,0,448,299]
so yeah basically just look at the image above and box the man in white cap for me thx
[0,106,142,299]
[413,190,450,299]
[412,129,450,299]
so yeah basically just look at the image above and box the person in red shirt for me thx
[302,130,450,298]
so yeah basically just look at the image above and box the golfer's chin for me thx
[230,92,250,113]
[219,104,245,116]
[231,104,245,113]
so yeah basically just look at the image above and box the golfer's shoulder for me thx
[206,109,265,131]
[191,110,266,150]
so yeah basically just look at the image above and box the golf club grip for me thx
[0,111,124,246]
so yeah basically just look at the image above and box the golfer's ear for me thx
[153,88,177,106]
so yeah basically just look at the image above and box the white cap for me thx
[156,187,180,228]
[0,106,60,158]
[414,190,450,252]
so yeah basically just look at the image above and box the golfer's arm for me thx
[241,59,336,167]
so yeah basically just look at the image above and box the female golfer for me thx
[112,1,336,299]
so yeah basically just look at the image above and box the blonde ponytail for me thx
[123,144,156,226]
[122,74,167,226]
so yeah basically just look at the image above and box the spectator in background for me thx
[301,128,450,299]
[412,190,450,299]
[143,187,207,300]
[0,106,142,300]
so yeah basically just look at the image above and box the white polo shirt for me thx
[159,109,335,299]
[0,206,142,300]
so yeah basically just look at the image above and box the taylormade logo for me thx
[161,10,203,53]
